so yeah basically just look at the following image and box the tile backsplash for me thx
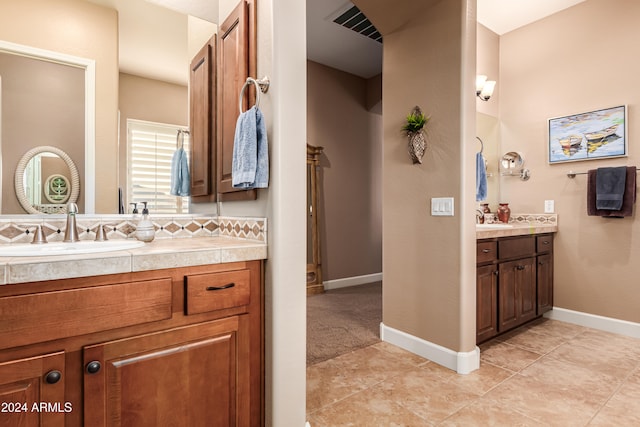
[0,215,266,244]
[507,213,558,225]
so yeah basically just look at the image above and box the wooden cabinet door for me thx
[83,317,250,427]
[190,37,216,201]
[498,260,519,332]
[537,253,554,314]
[0,351,66,427]
[476,264,498,343]
[518,257,537,324]
[498,257,536,331]
[217,0,257,201]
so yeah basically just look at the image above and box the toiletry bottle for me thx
[135,202,155,242]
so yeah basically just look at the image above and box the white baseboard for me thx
[380,323,480,374]
[323,272,382,291]
[545,307,640,339]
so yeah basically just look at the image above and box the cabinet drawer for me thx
[477,241,497,264]
[185,269,251,315]
[0,278,173,350]
[498,236,535,260]
[536,234,553,253]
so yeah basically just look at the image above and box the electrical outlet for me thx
[544,200,554,213]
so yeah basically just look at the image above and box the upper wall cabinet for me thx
[217,0,257,201]
[189,0,258,203]
[189,37,216,202]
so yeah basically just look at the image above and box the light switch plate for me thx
[544,200,555,213]
[431,197,454,216]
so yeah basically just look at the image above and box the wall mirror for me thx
[1,0,217,215]
[500,151,531,181]
[476,112,499,208]
[14,146,80,214]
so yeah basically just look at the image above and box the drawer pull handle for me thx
[44,370,62,384]
[516,265,525,271]
[542,241,549,245]
[86,361,101,374]
[482,249,491,253]
[206,283,235,291]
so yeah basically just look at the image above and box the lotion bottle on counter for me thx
[135,202,155,242]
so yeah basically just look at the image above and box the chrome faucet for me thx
[63,203,80,242]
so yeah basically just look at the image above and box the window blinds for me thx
[127,119,190,214]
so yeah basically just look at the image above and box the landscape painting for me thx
[548,105,627,164]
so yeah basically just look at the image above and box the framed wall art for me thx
[548,105,627,164]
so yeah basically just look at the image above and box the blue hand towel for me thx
[476,152,487,201]
[170,147,191,196]
[232,106,269,189]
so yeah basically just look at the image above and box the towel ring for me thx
[239,76,270,114]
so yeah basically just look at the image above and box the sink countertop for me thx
[476,223,558,240]
[0,236,267,285]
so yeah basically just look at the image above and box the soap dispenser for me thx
[135,202,155,242]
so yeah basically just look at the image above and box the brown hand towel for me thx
[587,166,637,217]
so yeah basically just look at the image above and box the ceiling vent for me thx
[332,4,382,44]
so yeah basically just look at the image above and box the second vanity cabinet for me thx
[0,260,263,427]
[476,233,554,344]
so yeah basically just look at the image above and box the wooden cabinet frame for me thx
[190,0,259,204]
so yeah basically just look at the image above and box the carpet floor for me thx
[306,282,382,366]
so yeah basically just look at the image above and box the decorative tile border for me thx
[508,213,558,225]
[0,215,267,245]
[218,217,267,242]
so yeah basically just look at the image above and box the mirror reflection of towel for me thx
[587,166,636,217]
[476,152,487,201]
[170,147,191,196]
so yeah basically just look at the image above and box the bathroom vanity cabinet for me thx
[0,260,263,427]
[476,234,554,344]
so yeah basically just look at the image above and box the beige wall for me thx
[306,60,382,281]
[372,0,476,353]
[499,0,640,323]
[117,72,188,199]
[0,0,119,213]
[0,53,85,213]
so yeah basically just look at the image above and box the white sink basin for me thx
[0,240,145,257]
[476,223,513,229]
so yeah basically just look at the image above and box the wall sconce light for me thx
[476,75,496,101]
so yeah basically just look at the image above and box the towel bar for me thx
[567,168,640,178]
[239,76,270,114]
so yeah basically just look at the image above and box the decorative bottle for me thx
[497,203,511,224]
[135,202,155,242]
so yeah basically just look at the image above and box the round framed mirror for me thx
[14,146,80,214]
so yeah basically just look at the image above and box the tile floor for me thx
[306,318,640,426]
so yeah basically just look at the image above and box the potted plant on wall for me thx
[402,106,430,164]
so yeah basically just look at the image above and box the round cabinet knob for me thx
[45,370,62,384]
[85,361,102,374]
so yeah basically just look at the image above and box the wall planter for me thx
[402,106,430,164]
